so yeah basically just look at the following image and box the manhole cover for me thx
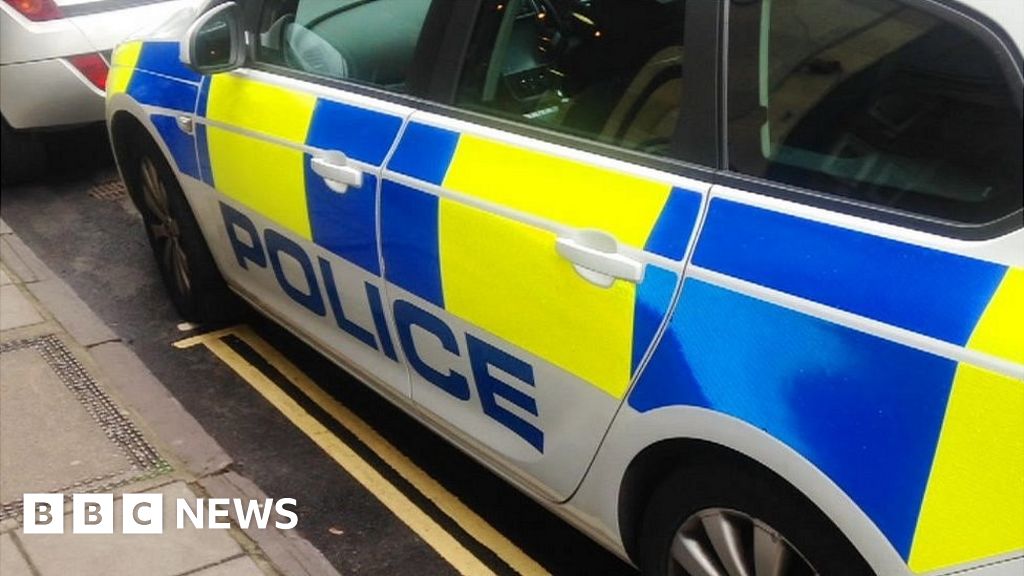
[88,179,128,201]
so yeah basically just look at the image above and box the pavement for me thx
[0,218,339,576]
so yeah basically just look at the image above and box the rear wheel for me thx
[127,135,239,323]
[637,457,873,576]
[1,118,46,184]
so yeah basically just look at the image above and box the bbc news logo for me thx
[23,493,298,534]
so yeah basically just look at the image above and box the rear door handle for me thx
[310,152,362,193]
[556,233,644,287]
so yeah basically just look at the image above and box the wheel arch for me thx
[109,106,157,171]
[568,405,911,575]
[107,102,201,222]
[617,437,726,564]
[108,101,240,322]
[108,109,148,160]
[616,436,877,568]
[106,96,181,198]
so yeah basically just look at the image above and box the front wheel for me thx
[637,456,874,576]
[128,136,239,323]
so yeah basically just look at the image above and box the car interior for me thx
[458,0,687,156]
[257,0,688,157]
[254,0,1020,225]
[730,0,1022,223]
[259,0,432,90]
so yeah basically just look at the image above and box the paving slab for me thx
[0,346,129,503]
[90,341,232,478]
[0,268,11,286]
[25,277,118,347]
[0,335,168,520]
[0,285,44,331]
[200,472,340,576]
[0,228,327,576]
[0,533,33,576]
[0,231,115,346]
[18,482,244,576]
[0,237,43,284]
[193,556,268,576]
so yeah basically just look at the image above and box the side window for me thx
[255,0,433,91]
[727,0,1023,224]
[456,0,687,158]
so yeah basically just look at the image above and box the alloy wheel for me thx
[669,508,817,576]
[139,157,192,299]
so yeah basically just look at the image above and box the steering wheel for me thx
[482,0,575,102]
[534,0,573,61]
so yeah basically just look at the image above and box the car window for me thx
[256,0,433,91]
[456,0,688,159]
[727,0,1023,225]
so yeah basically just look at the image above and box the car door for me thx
[379,0,717,499]
[189,0,444,397]
[624,0,1023,572]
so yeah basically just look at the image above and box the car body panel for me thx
[625,182,1023,572]
[1,0,189,128]
[949,0,1024,63]
[104,0,1024,571]
[0,58,105,128]
[377,111,706,497]
[189,68,417,398]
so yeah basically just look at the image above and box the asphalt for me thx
[0,127,637,576]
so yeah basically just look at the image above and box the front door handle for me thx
[556,232,644,287]
[310,152,362,193]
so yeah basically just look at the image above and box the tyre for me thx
[125,134,239,323]
[1,117,46,184]
[637,455,874,576]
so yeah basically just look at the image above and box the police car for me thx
[105,0,1022,574]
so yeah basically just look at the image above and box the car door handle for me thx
[310,153,362,193]
[556,234,644,287]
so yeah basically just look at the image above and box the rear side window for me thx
[727,0,1023,225]
[256,0,433,91]
[456,0,687,159]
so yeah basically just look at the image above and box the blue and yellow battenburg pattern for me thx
[198,71,403,276]
[110,47,702,400]
[630,199,1023,572]
[197,74,699,401]
[384,123,699,399]
[108,41,203,180]
[112,41,1022,573]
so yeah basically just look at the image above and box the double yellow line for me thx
[175,326,548,576]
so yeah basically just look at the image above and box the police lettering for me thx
[221,203,544,452]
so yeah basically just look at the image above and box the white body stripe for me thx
[689,266,1024,378]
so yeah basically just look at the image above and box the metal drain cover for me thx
[87,179,128,201]
[0,335,169,521]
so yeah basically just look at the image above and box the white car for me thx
[0,0,189,181]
